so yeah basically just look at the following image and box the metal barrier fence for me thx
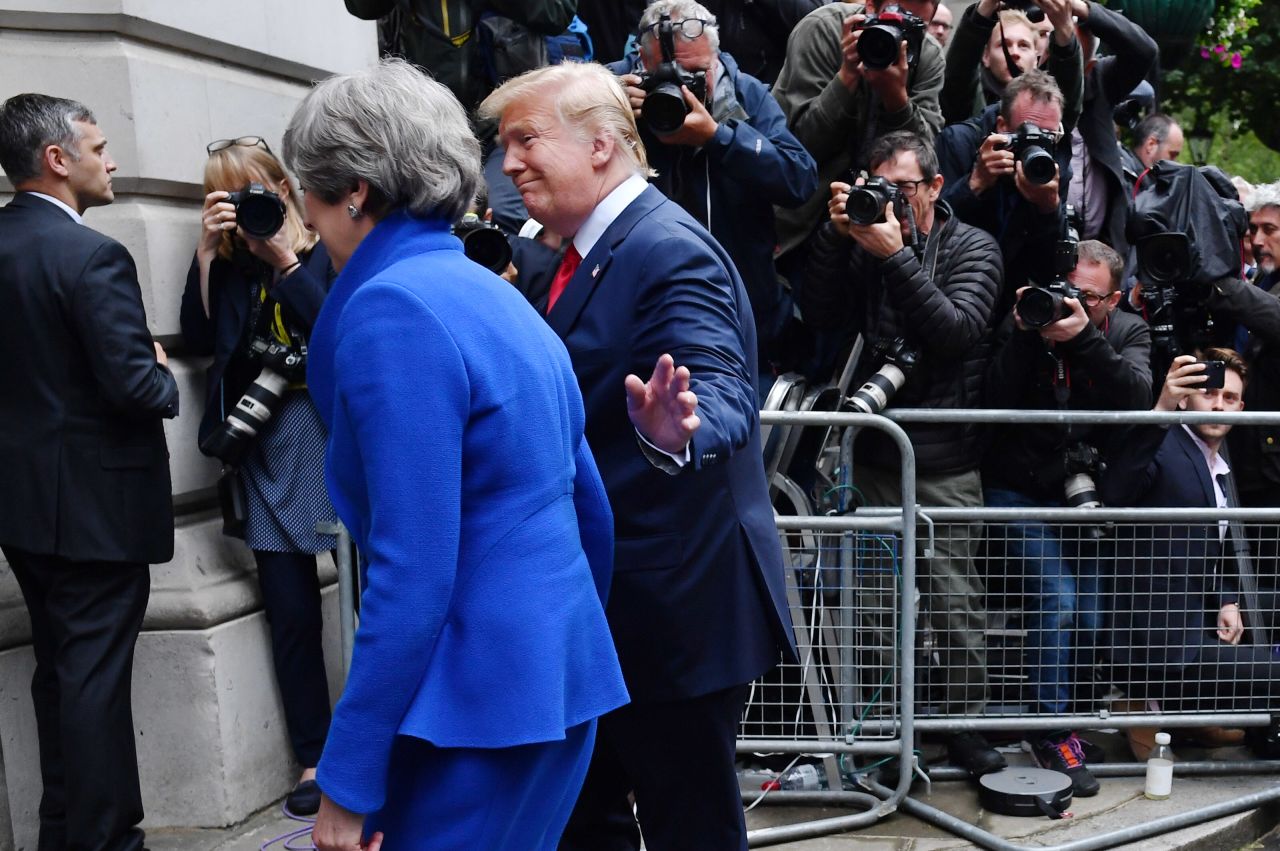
[744,408,1280,849]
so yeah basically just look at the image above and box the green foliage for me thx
[1162,0,1280,153]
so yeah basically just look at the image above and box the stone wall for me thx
[0,2,376,845]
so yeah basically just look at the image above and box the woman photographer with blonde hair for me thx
[179,136,334,816]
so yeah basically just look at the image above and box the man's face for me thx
[63,120,116,212]
[1067,257,1120,327]
[1185,367,1244,446]
[872,149,942,240]
[1034,19,1052,65]
[997,91,1063,137]
[640,31,716,104]
[928,4,953,45]
[1250,205,1280,276]
[982,20,1037,85]
[1138,123,1183,168]
[500,90,603,238]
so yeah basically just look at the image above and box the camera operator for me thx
[1064,0,1157,256]
[613,0,817,395]
[938,0,1083,130]
[983,238,1150,795]
[1103,350,1280,757]
[178,137,335,816]
[937,69,1072,317]
[771,0,944,265]
[799,130,1006,778]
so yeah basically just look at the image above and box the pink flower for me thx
[1215,43,1226,53]
[1231,52,1243,69]
[1201,47,1212,58]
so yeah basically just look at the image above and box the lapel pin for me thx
[591,264,600,278]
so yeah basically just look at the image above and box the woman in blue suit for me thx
[282,59,629,851]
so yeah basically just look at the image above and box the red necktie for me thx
[546,245,582,314]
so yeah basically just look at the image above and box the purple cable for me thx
[260,800,316,851]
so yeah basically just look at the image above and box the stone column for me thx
[0,3,376,845]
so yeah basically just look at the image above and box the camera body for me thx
[1063,441,1103,509]
[847,176,904,226]
[1017,210,1081,329]
[859,5,926,70]
[226,182,286,239]
[998,122,1058,186]
[199,334,305,467]
[1000,0,1046,22]
[846,337,920,416]
[636,14,709,135]
[452,213,513,274]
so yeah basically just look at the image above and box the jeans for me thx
[984,488,1102,715]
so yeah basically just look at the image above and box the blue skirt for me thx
[365,721,596,851]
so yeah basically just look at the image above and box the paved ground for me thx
[146,733,1280,850]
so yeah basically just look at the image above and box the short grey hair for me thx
[1248,181,1280,214]
[283,57,480,221]
[0,93,95,184]
[1133,113,1179,148]
[639,0,720,52]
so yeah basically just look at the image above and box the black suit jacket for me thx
[546,185,795,701]
[1101,424,1237,677]
[0,193,178,564]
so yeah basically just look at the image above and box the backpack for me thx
[477,13,593,86]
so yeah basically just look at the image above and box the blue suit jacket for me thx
[306,212,628,815]
[1101,424,1238,677]
[548,184,796,701]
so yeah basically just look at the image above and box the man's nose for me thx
[501,148,520,177]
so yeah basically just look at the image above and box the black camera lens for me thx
[229,182,286,239]
[859,23,904,70]
[847,180,897,226]
[1019,147,1057,185]
[1136,233,1192,285]
[643,84,689,135]
[457,223,513,274]
[1018,287,1066,329]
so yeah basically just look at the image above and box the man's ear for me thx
[590,133,616,169]
[43,144,71,179]
[995,115,1008,133]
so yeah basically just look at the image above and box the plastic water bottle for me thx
[1144,732,1174,800]
[763,763,829,791]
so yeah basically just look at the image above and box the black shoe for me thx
[1031,732,1100,797]
[946,732,1007,777]
[286,779,321,816]
[1078,736,1106,765]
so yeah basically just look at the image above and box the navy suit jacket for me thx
[1101,424,1238,677]
[548,184,796,702]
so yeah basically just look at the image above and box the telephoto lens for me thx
[1063,472,1101,509]
[1017,287,1068,329]
[453,214,513,274]
[198,369,288,466]
[847,362,911,415]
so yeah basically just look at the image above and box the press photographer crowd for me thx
[0,0,1278,848]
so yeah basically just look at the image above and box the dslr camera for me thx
[1017,210,1081,329]
[226,182,286,239]
[1063,440,1108,539]
[997,122,1059,186]
[200,333,306,467]
[1000,0,1046,22]
[453,213,513,274]
[636,14,709,135]
[858,5,926,70]
[846,337,920,416]
[847,176,904,226]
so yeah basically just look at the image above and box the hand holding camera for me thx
[197,184,295,273]
[969,133,1016,195]
[1155,354,1215,411]
[828,178,904,257]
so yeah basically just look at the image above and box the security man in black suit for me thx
[0,93,178,851]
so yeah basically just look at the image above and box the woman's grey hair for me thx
[283,58,480,221]
[0,93,95,184]
[639,0,720,51]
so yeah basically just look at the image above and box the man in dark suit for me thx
[481,61,795,850]
[1102,349,1280,751]
[0,93,179,851]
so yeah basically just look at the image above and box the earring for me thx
[347,204,362,219]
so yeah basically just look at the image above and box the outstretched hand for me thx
[625,354,700,455]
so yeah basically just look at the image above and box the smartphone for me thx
[1200,359,1226,390]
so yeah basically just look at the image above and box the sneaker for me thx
[946,731,1007,777]
[1078,736,1106,764]
[1031,732,1100,797]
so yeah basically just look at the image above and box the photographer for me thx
[939,0,1083,130]
[178,137,334,816]
[937,69,1072,316]
[612,0,817,393]
[771,0,944,262]
[799,130,1006,778]
[983,239,1150,795]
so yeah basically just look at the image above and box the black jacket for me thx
[1221,272,1280,494]
[179,245,333,448]
[983,307,1152,500]
[799,204,1002,474]
[702,0,825,87]
[0,193,178,564]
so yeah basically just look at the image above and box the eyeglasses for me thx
[207,136,271,156]
[642,17,711,40]
[1077,291,1111,307]
[893,178,930,198]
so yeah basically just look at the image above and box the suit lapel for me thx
[1172,425,1217,508]
[547,186,665,337]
